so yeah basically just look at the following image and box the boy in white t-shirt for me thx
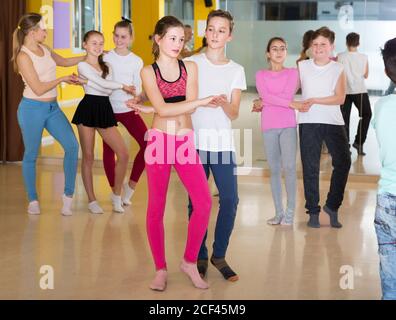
[298,27,351,228]
[337,32,372,155]
[184,10,246,281]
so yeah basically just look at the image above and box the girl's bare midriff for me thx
[152,113,193,135]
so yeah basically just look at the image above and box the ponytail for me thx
[11,28,25,72]
[98,54,109,79]
[11,13,42,72]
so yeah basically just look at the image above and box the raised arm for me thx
[17,52,72,97]
[141,62,213,117]
[78,63,123,90]
[50,49,86,67]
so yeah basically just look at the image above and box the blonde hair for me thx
[11,13,42,72]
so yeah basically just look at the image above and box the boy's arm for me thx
[304,71,346,107]
[213,88,242,120]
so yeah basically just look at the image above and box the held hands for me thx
[251,98,263,112]
[202,94,228,108]
[62,73,86,86]
[125,98,155,114]
[290,100,313,112]
[122,85,136,95]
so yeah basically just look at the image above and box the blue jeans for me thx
[188,151,238,259]
[375,192,396,300]
[17,97,79,201]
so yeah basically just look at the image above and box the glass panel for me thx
[73,0,80,49]
[73,0,99,50]
[81,0,95,38]
[164,0,194,48]
[221,0,393,175]
[122,0,131,20]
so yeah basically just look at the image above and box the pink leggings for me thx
[103,111,147,187]
[145,129,212,270]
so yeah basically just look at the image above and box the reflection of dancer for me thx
[372,38,396,300]
[253,37,300,226]
[185,10,246,281]
[128,16,218,291]
[72,30,134,214]
[337,32,371,156]
[298,27,351,229]
[296,30,314,64]
[13,13,83,215]
[103,19,148,206]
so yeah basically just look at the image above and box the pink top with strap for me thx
[152,60,187,103]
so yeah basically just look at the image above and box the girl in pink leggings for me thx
[127,16,219,291]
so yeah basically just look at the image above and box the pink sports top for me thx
[152,60,187,103]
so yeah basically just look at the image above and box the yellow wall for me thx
[193,0,218,50]
[132,0,164,65]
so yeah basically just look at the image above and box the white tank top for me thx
[20,44,57,99]
[298,59,345,125]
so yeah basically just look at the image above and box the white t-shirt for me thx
[298,59,345,125]
[103,50,143,113]
[184,53,247,152]
[337,51,368,94]
[78,61,122,96]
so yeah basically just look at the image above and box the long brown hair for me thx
[11,13,42,72]
[83,30,109,79]
[152,16,184,60]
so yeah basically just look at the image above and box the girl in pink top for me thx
[253,37,304,225]
[127,16,220,292]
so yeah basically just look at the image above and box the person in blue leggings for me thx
[12,13,84,215]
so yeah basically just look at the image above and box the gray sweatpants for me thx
[263,127,297,216]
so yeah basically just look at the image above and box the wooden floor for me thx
[0,163,381,300]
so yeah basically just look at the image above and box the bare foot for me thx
[180,259,209,289]
[150,269,167,291]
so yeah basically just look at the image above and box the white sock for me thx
[122,182,135,206]
[61,194,73,216]
[111,194,124,213]
[88,201,104,214]
[28,200,40,215]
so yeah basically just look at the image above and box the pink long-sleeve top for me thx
[255,68,299,131]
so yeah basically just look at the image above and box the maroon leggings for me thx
[103,111,147,187]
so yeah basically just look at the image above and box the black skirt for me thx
[72,94,117,128]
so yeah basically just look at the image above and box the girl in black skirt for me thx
[72,30,135,214]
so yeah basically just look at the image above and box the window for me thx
[122,0,131,20]
[73,0,102,51]
[164,0,194,21]
[259,1,317,21]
